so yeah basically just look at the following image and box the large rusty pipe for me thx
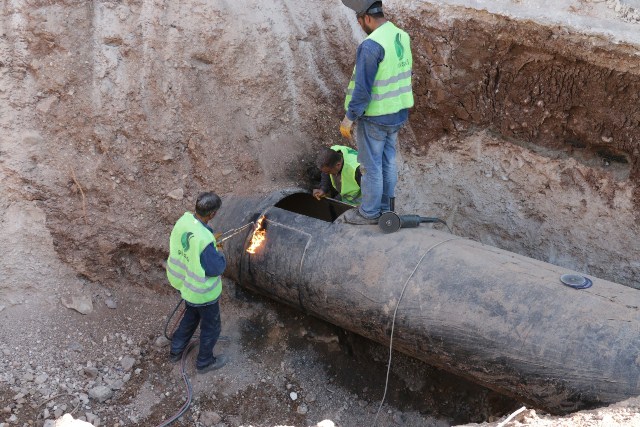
[211,189,640,413]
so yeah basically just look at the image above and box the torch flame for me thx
[246,215,266,254]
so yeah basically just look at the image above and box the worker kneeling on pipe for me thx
[313,145,362,206]
[166,192,228,374]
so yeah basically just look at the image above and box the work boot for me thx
[341,208,378,225]
[197,354,228,374]
[169,351,183,363]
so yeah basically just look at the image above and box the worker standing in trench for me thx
[312,145,362,206]
[166,192,228,374]
[339,0,414,225]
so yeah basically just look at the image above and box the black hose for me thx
[164,298,186,341]
[156,340,197,427]
[158,295,232,425]
[430,218,453,234]
[415,216,454,234]
[157,298,196,426]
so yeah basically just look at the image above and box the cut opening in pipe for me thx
[274,192,352,222]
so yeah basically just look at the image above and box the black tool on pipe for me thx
[379,197,449,234]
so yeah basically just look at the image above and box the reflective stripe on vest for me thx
[329,145,361,206]
[166,212,223,304]
[344,22,414,117]
[167,257,221,293]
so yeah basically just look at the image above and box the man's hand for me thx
[312,189,326,200]
[340,116,354,140]
[214,233,223,250]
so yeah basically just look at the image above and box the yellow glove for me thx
[340,116,354,140]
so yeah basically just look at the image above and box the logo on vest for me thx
[178,232,193,262]
[394,33,404,60]
[181,232,194,251]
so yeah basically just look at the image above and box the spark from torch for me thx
[246,215,266,254]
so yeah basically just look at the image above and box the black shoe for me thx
[169,351,183,363]
[197,355,228,374]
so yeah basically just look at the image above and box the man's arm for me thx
[319,172,332,193]
[313,172,335,200]
[200,244,226,277]
[345,39,385,121]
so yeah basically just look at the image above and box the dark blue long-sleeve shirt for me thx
[345,31,409,127]
[198,220,226,277]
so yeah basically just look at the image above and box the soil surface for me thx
[1,0,639,426]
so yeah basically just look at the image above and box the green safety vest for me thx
[330,145,361,206]
[344,22,414,117]
[166,212,222,304]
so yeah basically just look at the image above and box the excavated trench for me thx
[3,0,639,424]
[20,2,637,290]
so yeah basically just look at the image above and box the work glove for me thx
[340,116,354,141]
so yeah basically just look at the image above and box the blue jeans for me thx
[170,299,221,369]
[355,119,402,219]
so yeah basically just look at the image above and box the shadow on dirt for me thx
[237,287,521,425]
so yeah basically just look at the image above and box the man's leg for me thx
[381,125,401,212]
[170,304,200,357]
[355,120,386,219]
[195,300,222,370]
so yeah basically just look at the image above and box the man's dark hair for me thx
[365,1,384,18]
[317,147,343,169]
[195,192,222,217]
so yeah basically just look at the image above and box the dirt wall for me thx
[2,0,638,295]
[2,0,361,291]
[391,4,640,288]
[402,5,640,174]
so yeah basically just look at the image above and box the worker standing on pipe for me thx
[339,0,414,225]
[313,145,362,206]
[166,192,228,374]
